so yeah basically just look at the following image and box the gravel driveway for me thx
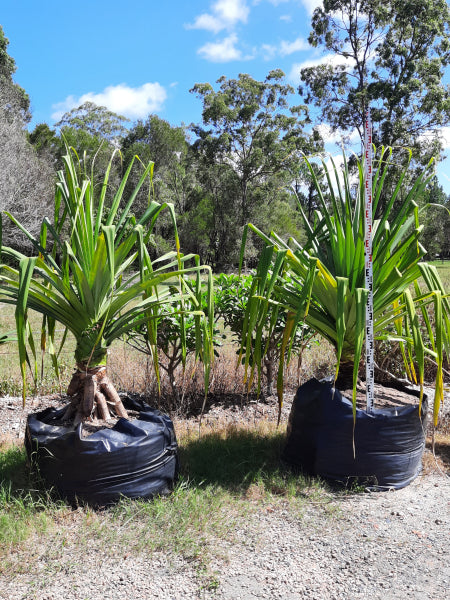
[1,392,449,600]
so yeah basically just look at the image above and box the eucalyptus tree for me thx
[51,102,131,211]
[300,0,450,168]
[55,101,129,142]
[182,155,242,268]
[121,115,195,216]
[191,69,315,224]
[190,70,322,267]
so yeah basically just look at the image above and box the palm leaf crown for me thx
[0,146,214,402]
[240,147,450,425]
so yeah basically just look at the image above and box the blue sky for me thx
[2,0,450,191]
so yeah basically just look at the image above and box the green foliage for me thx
[214,272,314,396]
[28,123,60,161]
[419,182,450,259]
[190,70,322,269]
[55,102,129,141]
[241,148,450,424]
[182,160,242,268]
[0,25,30,122]
[122,115,187,177]
[126,278,218,402]
[50,103,132,201]
[29,104,129,171]
[0,26,16,79]
[121,115,195,241]
[0,145,214,402]
[300,0,450,167]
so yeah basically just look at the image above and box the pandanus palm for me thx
[0,147,213,424]
[240,148,449,424]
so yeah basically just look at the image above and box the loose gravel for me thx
[1,390,449,600]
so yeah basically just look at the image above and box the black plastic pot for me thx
[282,378,428,490]
[25,396,178,505]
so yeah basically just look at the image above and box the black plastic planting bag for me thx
[282,378,428,490]
[25,396,178,505]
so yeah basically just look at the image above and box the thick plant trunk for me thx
[64,364,129,425]
[335,359,355,390]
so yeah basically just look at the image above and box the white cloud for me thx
[261,43,277,60]
[187,13,225,34]
[186,0,250,33]
[300,0,323,15]
[280,14,293,22]
[198,33,244,62]
[289,53,350,83]
[216,0,249,22]
[51,83,167,121]
[316,124,360,147]
[299,53,350,71]
[280,37,309,56]
[439,126,450,149]
[261,36,308,60]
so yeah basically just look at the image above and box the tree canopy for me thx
[0,25,30,122]
[300,0,450,164]
[188,70,322,267]
[55,101,129,141]
[191,69,316,223]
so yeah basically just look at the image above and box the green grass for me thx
[0,424,333,578]
[179,425,325,500]
[427,259,450,289]
[0,446,65,555]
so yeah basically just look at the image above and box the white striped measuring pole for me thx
[364,109,375,413]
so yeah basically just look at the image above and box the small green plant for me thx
[214,272,314,396]
[125,284,220,405]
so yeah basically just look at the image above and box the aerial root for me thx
[66,365,129,422]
